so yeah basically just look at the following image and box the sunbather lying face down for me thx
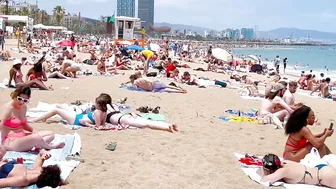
[99,93,179,132]
[259,154,336,188]
[28,94,109,130]
[0,87,65,152]
[283,106,332,162]
[0,150,63,188]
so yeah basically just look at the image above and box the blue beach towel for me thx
[119,85,145,92]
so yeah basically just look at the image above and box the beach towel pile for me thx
[218,109,258,123]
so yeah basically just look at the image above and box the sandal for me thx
[105,142,117,151]
[152,106,161,114]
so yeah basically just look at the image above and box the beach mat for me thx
[233,153,329,189]
[3,133,81,189]
[119,85,146,92]
[218,116,258,123]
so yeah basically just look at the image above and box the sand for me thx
[0,39,336,189]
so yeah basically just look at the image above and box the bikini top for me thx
[285,135,307,150]
[0,160,18,179]
[87,112,95,124]
[4,117,27,129]
[16,71,23,79]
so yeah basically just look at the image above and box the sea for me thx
[231,46,336,80]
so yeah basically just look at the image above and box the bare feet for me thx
[168,124,179,133]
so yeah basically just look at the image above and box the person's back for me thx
[134,77,153,91]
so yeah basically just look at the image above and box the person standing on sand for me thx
[141,27,146,40]
[274,55,280,74]
[283,57,287,74]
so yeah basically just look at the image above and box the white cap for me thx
[12,59,22,66]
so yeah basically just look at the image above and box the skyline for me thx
[24,0,336,32]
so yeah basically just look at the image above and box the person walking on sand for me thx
[274,55,280,74]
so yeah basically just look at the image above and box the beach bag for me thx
[300,147,327,168]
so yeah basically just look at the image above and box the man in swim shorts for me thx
[310,77,334,99]
[141,50,154,75]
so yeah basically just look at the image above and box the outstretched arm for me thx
[261,168,286,183]
[0,176,28,188]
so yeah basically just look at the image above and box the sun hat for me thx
[12,59,22,66]
[271,83,285,93]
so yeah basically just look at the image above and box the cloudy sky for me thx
[28,0,336,32]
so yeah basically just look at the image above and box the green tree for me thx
[53,5,65,25]
[39,10,50,25]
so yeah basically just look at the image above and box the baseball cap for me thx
[12,59,22,66]
[271,83,285,93]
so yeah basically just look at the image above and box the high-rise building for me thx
[117,0,135,17]
[138,0,154,30]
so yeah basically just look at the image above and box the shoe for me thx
[152,106,161,114]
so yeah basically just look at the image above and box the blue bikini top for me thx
[0,160,18,179]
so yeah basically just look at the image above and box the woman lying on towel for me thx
[283,105,332,162]
[100,93,178,132]
[259,154,336,188]
[0,87,65,152]
[258,83,294,124]
[129,72,187,93]
[28,94,109,130]
[178,71,229,88]
[8,59,51,89]
[26,56,53,90]
[0,150,64,188]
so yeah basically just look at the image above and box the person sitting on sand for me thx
[101,93,179,132]
[241,75,266,96]
[128,72,187,93]
[283,105,332,162]
[298,74,312,89]
[27,43,38,54]
[0,150,64,188]
[265,75,281,96]
[28,94,109,130]
[259,154,336,188]
[258,83,294,125]
[114,53,131,70]
[310,78,335,100]
[283,81,301,109]
[0,87,65,152]
[42,58,67,79]
[97,57,119,75]
[26,57,53,90]
[166,60,177,78]
[307,75,318,90]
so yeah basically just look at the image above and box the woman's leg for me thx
[118,115,178,132]
[273,109,290,121]
[36,130,55,143]
[4,134,65,152]
[29,107,76,124]
[284,143,313,162]
[25,79,50,90]
[318,144,332,157]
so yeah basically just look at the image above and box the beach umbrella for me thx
[247,55,259,62]
[127,45,144,51]
[150,43,160,52]
[59,40,75,47]
[212,48,231,62]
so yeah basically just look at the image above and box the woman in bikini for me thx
[7,59,48,89]
[260,154,336,188]
[283,105,333,162]
[100,93,179,132]
[26,56,53,90]
[28,94,109,130]
[0,87,65,152]
[42,58,67,79]
[0,150,64,188]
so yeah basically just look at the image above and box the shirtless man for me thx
[283,81,299,109]
[310,77,335,99]
[241,75,266,96]
[132,73,186,93]
[265,75,281,96]
[258,83,294,128]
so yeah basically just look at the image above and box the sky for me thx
[26,0,336,32]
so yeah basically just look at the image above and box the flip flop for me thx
[105,142,117,151]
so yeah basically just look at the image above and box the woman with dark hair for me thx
[100,93,179,132]
[0,150,63,188]
[28,95,109,130]
[0,86,65,152]
[259,154,336,188]
[26,56,52,90]
[283,105,333,162]
[8,59,50,89]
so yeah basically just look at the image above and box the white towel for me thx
[240,96,264,101]
[234,153,328,189]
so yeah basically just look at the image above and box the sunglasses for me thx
[17,96,30,104]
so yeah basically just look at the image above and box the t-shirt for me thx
[166,63,176,74]
[275,58,280,66]
[142,50,154,60]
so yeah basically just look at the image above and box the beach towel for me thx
[218,116,258,123]
[141,113,165,121]
[234,152,332,189]
[119,85,146,92]
[3,133,81,189]
[240,96,264,101]
[224,109,257,118]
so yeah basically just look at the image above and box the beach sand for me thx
[0,40,336,189]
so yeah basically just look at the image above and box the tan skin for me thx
[0,94,65,152]
[259,160,336,187]
[283,110,333,162]
[26,67,51,90]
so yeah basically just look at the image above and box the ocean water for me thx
[232,46,336,80]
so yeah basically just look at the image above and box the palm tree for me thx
[53,5,65,26]
[39,10,50,25]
